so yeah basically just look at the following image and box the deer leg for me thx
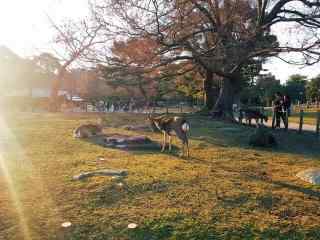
[161,131,166,152]
[180,143,184,157]
[168,135,172,152]
[186,140,189,158]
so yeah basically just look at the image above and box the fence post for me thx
[166,100,169,114]
[260,106,263,124]
[271,102,276,129]
[285,109,288,131]
[298,109,304,134]
[316,110,320,137]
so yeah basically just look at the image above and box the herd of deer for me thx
[73,114,190,157]
[73,109,268,158]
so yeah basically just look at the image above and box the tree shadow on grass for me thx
[187,115,320,158]
[80,134,189,159]
[245,173,320,200]
[75,114,320,158]
[85,179,176,208]
[120,213,320,240]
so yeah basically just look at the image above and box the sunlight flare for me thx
[0,116,32,240]
[0,112,61,239]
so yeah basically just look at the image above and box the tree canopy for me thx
[85,0,320,116]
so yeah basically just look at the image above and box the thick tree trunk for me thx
[203,70,215,110]
[213,77,236,119]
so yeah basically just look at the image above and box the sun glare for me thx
[0,110,61,239]
[0,114,32,240]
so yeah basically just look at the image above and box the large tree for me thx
[100,37,197,102]
[90,0,320,118]
[99,37,160,102]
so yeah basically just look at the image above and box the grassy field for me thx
[1,112,320,240]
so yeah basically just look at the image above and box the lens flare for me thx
[0,111,60,239]
[0,116,32,240]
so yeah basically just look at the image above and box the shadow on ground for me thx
[187,114,320,158]
[74,112,319,158]
[80,134,184,157]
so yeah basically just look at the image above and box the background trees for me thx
[47,16,108,111]
[0,46,52,96]
[85,0,320,117]
[306,75,320,102]
[285,74,308,103]
[3,1,320,114]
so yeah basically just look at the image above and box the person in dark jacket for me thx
[283,95,291,116]
[273,92,286,128]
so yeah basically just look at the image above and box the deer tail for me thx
[181,121,190,132]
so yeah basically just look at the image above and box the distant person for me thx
[273,92,286,128]
[110,103,115,112]
[105,101,110,112]
[283,95,291,116]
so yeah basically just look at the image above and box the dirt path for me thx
[265,119,317,132]
[235,116,317,132]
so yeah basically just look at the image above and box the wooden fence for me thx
[251,105,320,137]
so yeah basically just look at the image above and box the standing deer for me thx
[148,114,190,157]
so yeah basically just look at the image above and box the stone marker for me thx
[73,169,128,180]
[61,222,72,228]
[128,223,138,229]
[296,168,320,184]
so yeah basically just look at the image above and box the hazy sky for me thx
[0,0,319,83]
[0,1,88,55]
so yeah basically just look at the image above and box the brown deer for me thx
[73,124,103,138]
[73,118,104,138]
[239,109,268,126]
[148,114,190,157]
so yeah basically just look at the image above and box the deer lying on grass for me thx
[73,124,103,138]
[148,114,190,157]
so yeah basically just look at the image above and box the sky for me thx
[0,0,89,56]
[0,0,319,83]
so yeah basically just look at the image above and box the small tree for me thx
[48,16,107,111]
